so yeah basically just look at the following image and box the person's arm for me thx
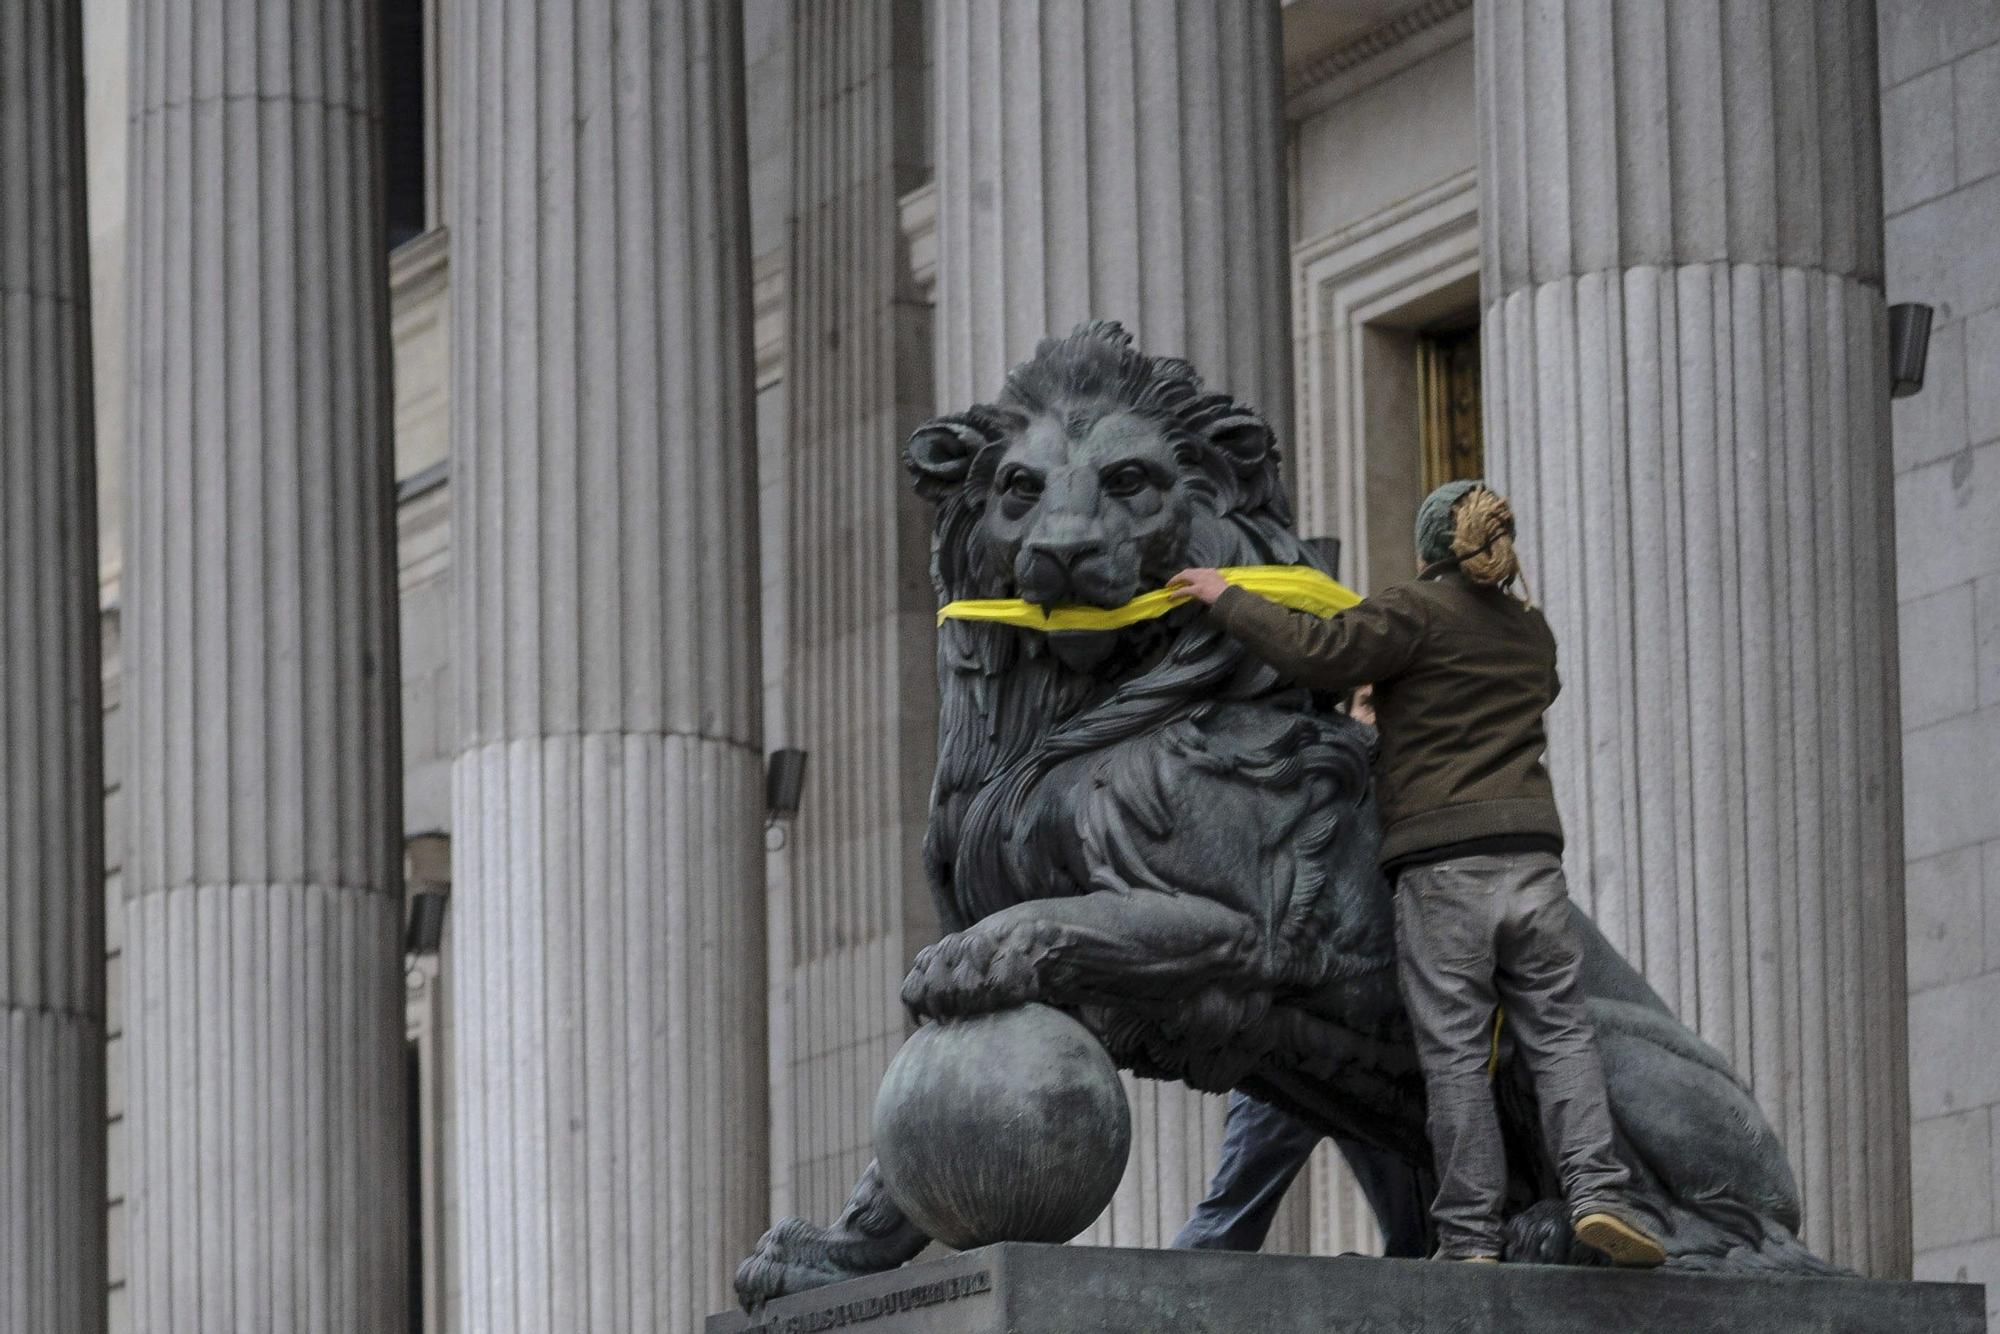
[1171,570,1425,692]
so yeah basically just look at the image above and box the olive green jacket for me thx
[1209,571,1564,868]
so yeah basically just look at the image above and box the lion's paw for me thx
[901,928,1041,1021]
[734,1217,858,1310]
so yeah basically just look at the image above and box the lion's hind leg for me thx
[1586,999,1845,1274]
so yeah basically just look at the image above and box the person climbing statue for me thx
[1168,480,1666,1268]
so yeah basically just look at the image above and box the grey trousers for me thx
[1394,851,1631,1258]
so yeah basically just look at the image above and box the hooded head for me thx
[1415,478,1482,567]
[1414,478,1528,599]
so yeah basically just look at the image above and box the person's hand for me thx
[1349,684,1376,727]
[1167,568,1230,606]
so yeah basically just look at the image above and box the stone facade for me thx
[1878,3,2000,1317]
[20,0,1998,1329]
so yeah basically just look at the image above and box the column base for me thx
[709,1243,1983,1333]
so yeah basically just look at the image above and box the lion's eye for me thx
[1102,464,1150,498]
[1003,470,1044,501]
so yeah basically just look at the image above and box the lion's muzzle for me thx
[1015,539,1135,609]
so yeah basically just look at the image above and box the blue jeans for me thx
[1171,1091,1429,1257]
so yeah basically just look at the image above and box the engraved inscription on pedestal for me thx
[736,1270,992,1334]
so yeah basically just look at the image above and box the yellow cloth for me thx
[936,564,1360,633]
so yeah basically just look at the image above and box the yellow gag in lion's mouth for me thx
[935,564,1360,633]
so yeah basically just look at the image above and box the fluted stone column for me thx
[445,3,767,1330]
[934,0,1292,441]
[1,3,106,1330]
[932,0,1299,1249]
[122,0,408,1327]
[1477,0,1908,1274]
[780,0,941,1226]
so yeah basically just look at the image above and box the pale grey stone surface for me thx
[1987,843,2000,974]
[443,2,768,1331]
[932,0,1292,443]
[1895,442,2000,605]
[1483,2,1884,287]
[1906,845,1986,991]
[1911,1108,1995,1252]
[1966,306,2000,449]
[79,0,125,570]
[1882,11,2000,1291]
[777,0,941,1229]
[1909,971,2000,1120]
[1954,43,2000,187]
[1292,32,1477,244]
[118,1,409,1328]
[1479,0,1909,1276]
[1884,63,1958,214]
[744,0,793,260]
[1901,705,2000,861]
[1887,172,2000,320]
[0,3,107,1330]
[1880,0,2000,86]
[1898,584,1978,730]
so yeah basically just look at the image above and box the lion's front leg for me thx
[902,889,1265,1021]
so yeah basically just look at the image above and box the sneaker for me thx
[1431,1250,1500,1263]
[1573,1211,1666,1267]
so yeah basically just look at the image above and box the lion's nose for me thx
[1022,535,1104,570]
[1016,539,1103,605]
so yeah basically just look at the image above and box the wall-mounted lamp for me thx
[1889,302,1934,399]
[406,891,448,954]
[404,831,451,954]
[766,748,810,821]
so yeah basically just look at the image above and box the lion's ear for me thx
[906,410,1005,503]
[1185,394,1279,511]
[1190,394,1274,472]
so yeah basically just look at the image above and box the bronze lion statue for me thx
[735,322,1833,1306]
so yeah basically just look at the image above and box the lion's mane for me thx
[903,322,1369,937]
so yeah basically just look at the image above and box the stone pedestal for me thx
[1477,0,1909,1273]
[708,1244,1985,1334]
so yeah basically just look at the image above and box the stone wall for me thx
[1879,1,2000,1320]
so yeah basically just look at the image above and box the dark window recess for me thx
[382,0,427,249]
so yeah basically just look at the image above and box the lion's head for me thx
[905,324,1342,930]
[906,321,1307,608]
